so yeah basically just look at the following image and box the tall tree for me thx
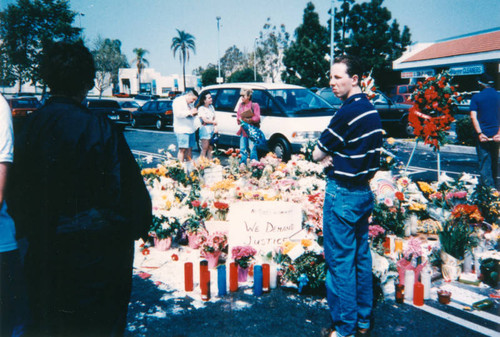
[92,37,128,98]
[337,0,412,90]
[228,68,263,83]
[256,18,290,83]
[197,64,219,87]
[220,45,248,78]
[171,29,196,92]
[282,2,329,87]
[0,45,16,90]
[132,48,149,93]
[0,0,81,92]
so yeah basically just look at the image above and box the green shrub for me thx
[455,116,475,146]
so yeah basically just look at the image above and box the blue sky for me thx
[1,0,499,76]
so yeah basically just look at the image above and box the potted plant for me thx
[232,246,257,282]
[439,204,481,281]
[199,231,228,269]
[151,215,180,251]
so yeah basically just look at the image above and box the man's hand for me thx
[493,134,500,143]
[479,133,490,142]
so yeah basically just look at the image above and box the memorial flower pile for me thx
[199,231,228,256]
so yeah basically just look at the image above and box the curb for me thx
[393,139,477,155]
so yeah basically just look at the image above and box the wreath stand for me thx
[404,140,441,180]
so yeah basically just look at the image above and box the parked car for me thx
[166,90,182,99]
[118,100,141,112]
[389,84,416,103]
[131,99,173,130]
[198,83,337,161]
[6,96,41,119]
[81,98,131,128]
[317,87,413,137]
[134,94,159,106]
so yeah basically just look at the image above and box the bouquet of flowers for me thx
[231,246,257,268]
[151,215,180,239]
[408,71,461,151]
[372,191,407,237]
[396,236,427,284]
[199,231,228,256]
[213,201,230,221]
[368,224,386,255]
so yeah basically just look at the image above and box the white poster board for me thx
[227,201,302,255]
[203,165,223,186]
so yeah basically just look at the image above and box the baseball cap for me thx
[477,73,494,85]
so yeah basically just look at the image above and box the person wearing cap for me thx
[470,73,500,189]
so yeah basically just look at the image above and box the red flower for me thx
[171,254,179,261]
[202,202,208,208]
[191,200,201,207]
[142,248,150,256]
[395,192,405,201]
[214,201,229,210]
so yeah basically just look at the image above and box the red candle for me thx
[413,282,424,306]
[262,264,270,292]
[395,283,404,304]
[229,262,238,292]
[184,262,193,292]
[200,260,208,288]
[201,270,210,301]
[384,237,390,255]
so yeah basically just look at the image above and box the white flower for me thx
[168,144,176,152]
[144,155,153,164]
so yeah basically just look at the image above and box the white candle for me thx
[463,251,473,274]
[404,222,411,237]
[404,269,414,301]
[410,214,418,235]
[421,267,432,300]
[270,264,278,289]
[389,235,396,254]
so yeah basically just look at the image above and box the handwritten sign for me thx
[228,201,302,255]
[203,165,223,186]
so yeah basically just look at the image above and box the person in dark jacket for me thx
[8,40,152,337]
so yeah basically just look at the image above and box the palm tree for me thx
[132,48,149,93]
[171,30,196,92]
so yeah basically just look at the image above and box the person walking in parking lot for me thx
[313,55,383,337]
[173,90,199,164]
[470,73,500,189]
[8,40,152,337]
[196,91,217,159]
[237,88,261,165]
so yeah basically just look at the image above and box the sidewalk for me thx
[393,138,477,155]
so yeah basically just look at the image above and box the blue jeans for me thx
[475,137,499,188]
[323,179,374,337]
[239,136,257,164]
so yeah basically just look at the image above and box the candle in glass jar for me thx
[395,238,403,254]
[421,267,432,300]
[184,262,194,292]
[404,269,414,301]
[262,264,270,292]
[229,262,238,292]
[253,265,263,296]
[270,264,278,289]
[395,283,404,304]
[217,265,227,297]
[201,270,210,301]
[413,282,424,306]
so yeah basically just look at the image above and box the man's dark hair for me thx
[186,89,199,97]
[39,40,95,97]
[334,55,363,85]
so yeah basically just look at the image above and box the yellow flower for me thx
[409,202,427,211]
[417,181,434,194]
[301,239,313,248]
[386,137,395,145]
[282,241,298,255]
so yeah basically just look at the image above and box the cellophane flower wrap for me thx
[199,231,228,257]
[408,72,461,151]
[231,246,257,268]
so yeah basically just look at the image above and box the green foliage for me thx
[0,0,81,91]
[278,251,326,290]
[200,66,219,86]
[455,116,475,146]
[282,2,329,88]
[228,68,262,83]
[152,216,180,239]
[220,45,248,77]
[438,218,477,260]
[132,47,149,91]
[470,183,500,225]
[372,201,407,237]
[92,37,128,97]
[332,0,412,90]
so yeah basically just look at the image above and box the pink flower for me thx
[403,237,423,260]
[384,198,394,207]
[368,225,385,238]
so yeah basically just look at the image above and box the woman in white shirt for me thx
[196,92,217,159]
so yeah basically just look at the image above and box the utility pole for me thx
[216,16,222,84]
[330,1,335,68]
[254,38,257,81]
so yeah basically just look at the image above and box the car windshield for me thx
[266,89,333,114]
[88,100,121,108]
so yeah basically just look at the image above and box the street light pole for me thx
[330,0,335,68]
[254,38,257,81]
[216,16,221,83]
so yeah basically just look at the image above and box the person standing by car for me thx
[0,94,27,336]
[7,40,152,336]
[173,90,199,164]
[196,91,217,159]
[470,73,500,189]
[237,88,261,165]
[312,55,383,337]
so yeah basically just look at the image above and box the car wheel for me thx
[271,137,291,162]
[131,118,138,128]
[156,119,163,130]
[402,117,414,138]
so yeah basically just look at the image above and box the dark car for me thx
[317,87,413,137]
[6,96,41,119]
[81,98,131,128]
[131,99,173,130]
[118,100,141,112]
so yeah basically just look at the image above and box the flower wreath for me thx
[408,72,462,151]
[360,70,377,100]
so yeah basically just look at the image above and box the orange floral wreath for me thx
[408,72,462,151]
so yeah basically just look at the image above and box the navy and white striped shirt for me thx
[317,93,383,184]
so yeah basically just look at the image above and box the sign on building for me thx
[448,64,484,76]
[401,69,435,79]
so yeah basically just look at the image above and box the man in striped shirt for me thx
[313,55,383,337]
